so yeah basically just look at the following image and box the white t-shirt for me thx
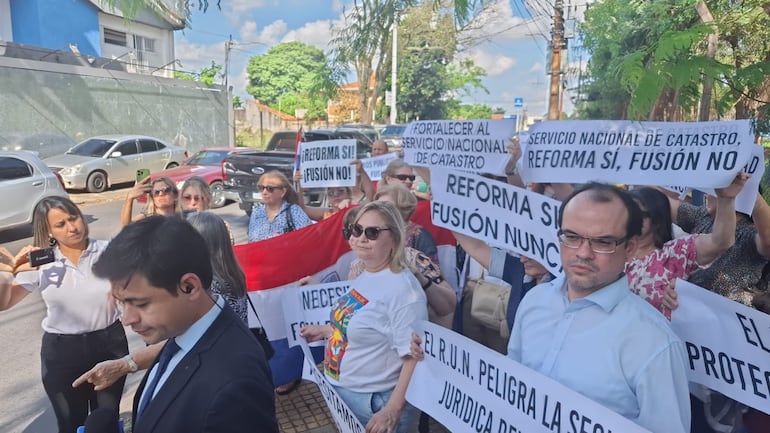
[15,239,120,334]
[324,267,427,392]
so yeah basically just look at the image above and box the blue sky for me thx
[174,0,585,118]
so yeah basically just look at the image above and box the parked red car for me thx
[146,147,251,208]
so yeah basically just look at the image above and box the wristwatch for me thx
[124,355,138,373]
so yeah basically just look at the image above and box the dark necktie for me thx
[137,339,180,418]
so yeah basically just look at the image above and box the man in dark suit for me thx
[93,216,278,433]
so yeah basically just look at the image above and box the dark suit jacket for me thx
[132,306,278,433]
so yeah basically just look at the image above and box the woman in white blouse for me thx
[0,197,127,433]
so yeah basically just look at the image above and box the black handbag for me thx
[246,295,275,360]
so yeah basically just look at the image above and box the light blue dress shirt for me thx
[140,295,225,403]
[507,276,690,433]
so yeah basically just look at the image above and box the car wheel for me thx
[86,172,107,193]
[166,162,178,169]
[209,181,226,208]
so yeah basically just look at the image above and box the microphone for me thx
[77,408,122,433]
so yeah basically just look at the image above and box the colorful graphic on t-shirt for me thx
[325,289,368,380]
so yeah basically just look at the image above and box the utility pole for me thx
[548,0,564,120]
[224,34,233,88]
[390,23,398,124]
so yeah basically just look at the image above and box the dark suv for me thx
[223,129,373,216]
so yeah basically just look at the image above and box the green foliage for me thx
[246,42,337,106]
[445,100,493,119]
[275,93,328,120]
[232,95,242,108]
[198,61,222,86]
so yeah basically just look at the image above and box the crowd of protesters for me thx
[0,134,768,433]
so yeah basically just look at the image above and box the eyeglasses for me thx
[342,226,352,241]
[392,174,416,182]
[557,230,627,254]
[348,223,391,241]
[257,184,284,193]
[152,187,172,196]
[182,194,203,202]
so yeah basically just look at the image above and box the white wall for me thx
[0,0,12,43]
[98,12,174,77]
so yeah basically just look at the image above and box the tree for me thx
[173,61,223,86]
[245,42,337,106]
[232,95,243,108]
[445,101,493,119]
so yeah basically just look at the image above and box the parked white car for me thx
[44,135,188,192]
[0,151,69,231]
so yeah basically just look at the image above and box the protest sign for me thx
[692,144,765,216]
[520,120,755,188]
[361,152,398,181]
[670,280,770,414]
[299,339,366,433]
[299,139,357,188]
[430,168,562,275]
[281,281,351,347]
[402,119,515,175]
[407,321,651,433]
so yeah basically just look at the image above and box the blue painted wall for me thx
[10,0,101,56]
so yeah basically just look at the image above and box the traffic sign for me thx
[514,97,524,108]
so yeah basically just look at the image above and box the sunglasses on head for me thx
[257,184,283,193]
[152,187,172,196]
[346,223,391,240]
[392,174,416,182]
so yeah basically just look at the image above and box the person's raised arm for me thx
[352,160,375,203]
[293,170,329,222]
[452,231,492,269]
[0,246,34,311]
[504,137,525,188]
[752,191,770,257]
[121,177,151,227]
[694,173,748,265]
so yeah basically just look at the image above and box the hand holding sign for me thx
[714,172,750,199]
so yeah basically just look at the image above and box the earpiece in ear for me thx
[181,285,193,294]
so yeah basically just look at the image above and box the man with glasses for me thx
[507,183,690,433]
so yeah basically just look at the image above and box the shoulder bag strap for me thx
[246,295,266,329]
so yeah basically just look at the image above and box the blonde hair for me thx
[181,176,212,209]
[374,183,416,221]
[381,159,411,185]
[353,201,406,272]
[147,177,181,215]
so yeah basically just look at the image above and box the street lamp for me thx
[390,22,398,124]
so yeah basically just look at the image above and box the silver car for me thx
[44,135,188,192]
[0,151,69,231]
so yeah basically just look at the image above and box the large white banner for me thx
[520,120,755,188]
[407,321,651,433]
[694,144,765,216]
[402,119,515,175]
[670,280,770,413]
[299,139,357,188]
[281,281,351,347]
[430,168,562,275]
[299,339,366,433]
[361,153,398,181]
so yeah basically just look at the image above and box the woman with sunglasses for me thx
[247,170,312,241]
[300,201,427,433]
[180,176,212,212]
[294,160,375,222]
[381,159,416,190]
[120,176,181,227]
[0,197,128,433]
[625,174,747,320]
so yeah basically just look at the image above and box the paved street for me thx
[0,189,449,433]
[0,189,259,433]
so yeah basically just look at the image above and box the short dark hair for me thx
[93,216,213,295]
[630,188,673,248]
[559,182,642,239]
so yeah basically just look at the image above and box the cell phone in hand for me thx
[28,248,55,267]
[136,168,150,183]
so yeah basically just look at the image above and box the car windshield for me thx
[67,139,116,157]
[381,125,405,137]
[185,150,230,166]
